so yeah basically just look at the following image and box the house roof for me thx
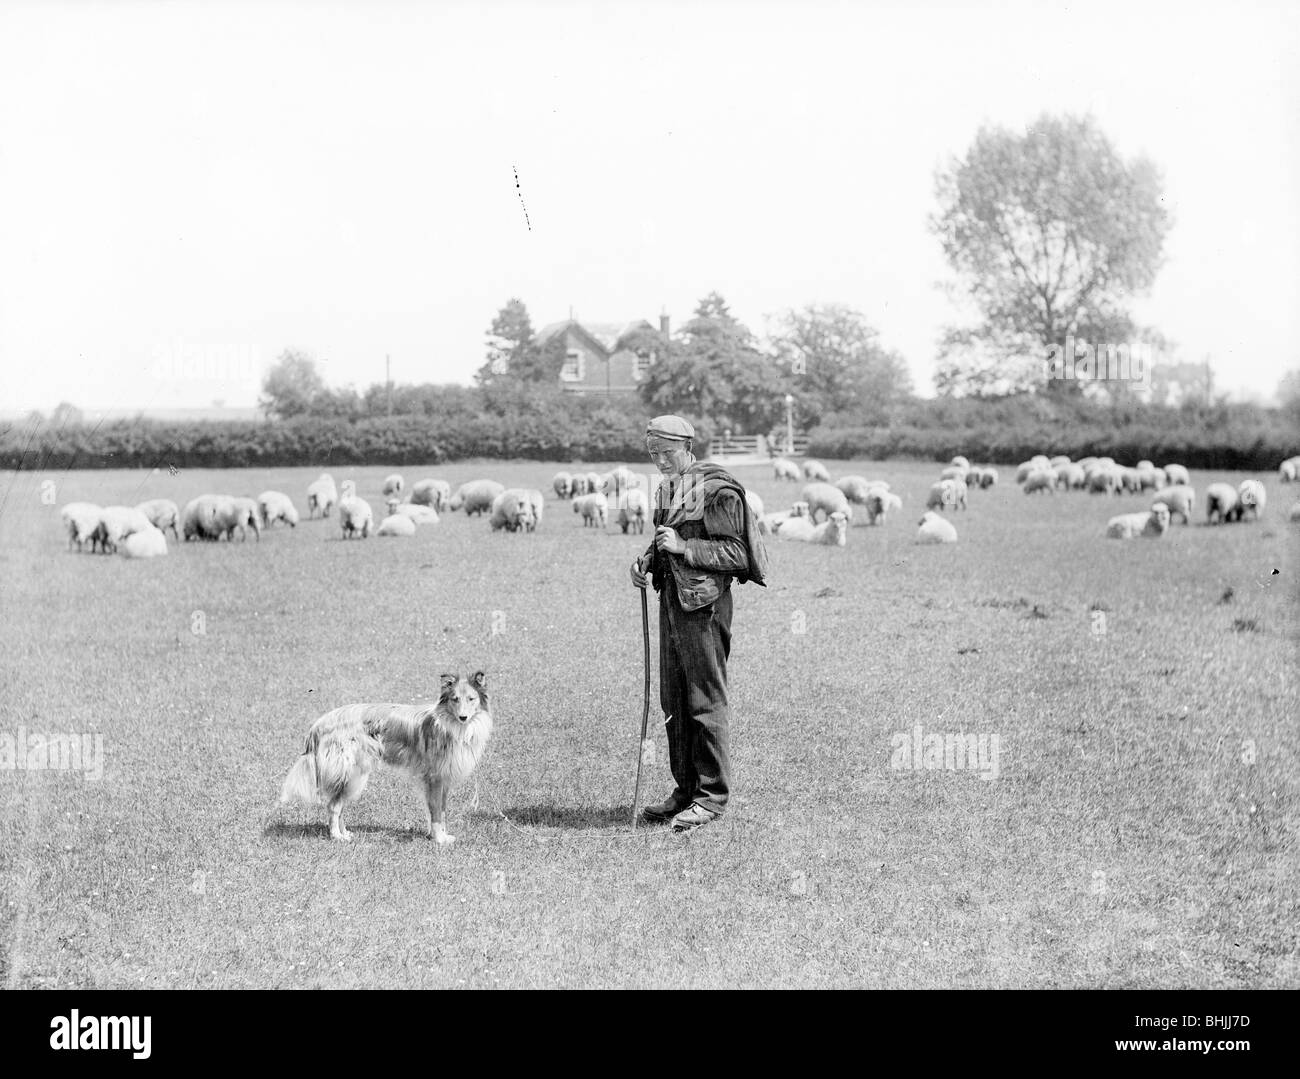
[537,318,658,354]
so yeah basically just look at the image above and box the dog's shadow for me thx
[263,821,449,843]
[469,804,633,830]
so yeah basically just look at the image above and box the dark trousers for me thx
[658,583,733,816]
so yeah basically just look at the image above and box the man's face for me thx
[646,438,692,476]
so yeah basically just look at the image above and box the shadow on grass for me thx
[470,804,634,830]
[262,821,442,843]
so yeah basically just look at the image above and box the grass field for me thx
[1,458,1296,989]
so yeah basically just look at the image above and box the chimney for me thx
[659,310,670,339]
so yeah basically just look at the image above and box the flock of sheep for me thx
[57,451,1300,560]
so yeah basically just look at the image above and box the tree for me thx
[260,350,327,419]
[638,292,784,432]
[931,114,1171,396]
[50,401,84,427]
[476,299,538,385]
[768,303,912,425]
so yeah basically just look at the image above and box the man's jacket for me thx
[643,462,769,612]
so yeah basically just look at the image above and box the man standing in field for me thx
[630,415,767,832]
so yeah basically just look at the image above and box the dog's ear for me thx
[439,673,457,697]
[471,671,487,690]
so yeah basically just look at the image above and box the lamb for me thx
[1205,482,1240,525]
[926,478,968,511]
[181,496,225,541]
[573,493,608,528]
[802,460,831,482]
[1106,503,1172,539]
[616,489,649,534]
[1150,484,1195,525]
[776,510,848,546]
[489,489,536,533]
[257,491,300,529]
[800,482,853,523]
[96,506,154,553]
[1022,469,1057,495]
[216,497,261,542]
[865,489,902,525]
[553,471,573,499]
[384,498,439,525]
[118,525,168,558]
[135,498,181,541]
[1236,479,1267,521]
[376,514,416,537]
[306,474,338,518]
[758,502,809,534]
[773,458,801,482]
[382,474,405,497]
[410,479,452,512]
[523,489,546,531]
[449,479,505,516]
[915,511,957,544]
[61,502,104,551]
[339,495,373,539]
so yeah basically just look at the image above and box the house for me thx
[536,314,670,395]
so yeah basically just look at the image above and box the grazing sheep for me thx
[410,479,452,512]
[1136,467,1167,492]
[553,471,573,500]
[1076,456,1099,472]
[916,511,957,544]
[306,474,338,518]
[573,493,608,528]
[583,472,602,498]
[1237,479,1267,521]
[339,496,373,539]
[950,456,971,470]
[800,482,853,523]
[778,510,849,546]
[964,466,985,488]
[865,489,902,525]
[939,465,969,484]
[523,489,546,531]
[743,489,764,520]
[489,489,536,533]
[926,478,968,511]
[1205,482,1240,524]
[135,498,181,541]
[257,491,299,529]
[382,474,405,497]
[118,525,168,558]
[1086,467,1121,496]
[1278,456,1300,483]
[835,476,878,512]
[569,475,588,497]
[181,495,225,541]
[1054,463,1086,490]
[1150,484,1195,525]
[449,480,505,516]
[601,467,636,498]
[1049,455,1072,469]
[773,458,801,482]
[1135,460,1154,472]
[214,497,261,542]
[1015,456,1052,483]
[1023,469,1057,495]
[376,514,417,537]
[977,467,998,489]
[61,502,104,551]
[1163,464,1190,487]
[1106,503,1172,539]
[616,489,649,534]
[1117,467,1144,494]
[385,498,439,525]
[802,460,831,483]
[96,506,154,553]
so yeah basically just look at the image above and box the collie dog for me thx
[279,672,492,844]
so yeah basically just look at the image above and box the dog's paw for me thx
[433,832,456,846]
[331,829,353,843]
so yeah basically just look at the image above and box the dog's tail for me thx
[279,753,319,805]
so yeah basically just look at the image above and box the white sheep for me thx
[61,502,104,552]
[802,460,831,483]
[339,495,373,539]
[96,506,154,553]
[977,467,998,489]
[1236,479,1266,521]
[601,467,636,498]
[382,474,405,497]
[523,489,546,531]
[1135,459,1154,472]
[118,524,168,558]
[773,458,801,482]
[950,456,972,470]
[573,493,607,528]
[409,479,452,512]
[1205,482,1240,525]
[965,466,985,488]
[1086,467,1121,496]
[1076,456,1099,472]
[800,482,853,523]
[376,514,416,537]
[834,476,878,512]
[1015,457,1052,483]
[489,489,536,532]
[207,496,260,542]
[1049,455,1072,469]
[916,511,957,544]
[306,475,338,518]
[1106,503,1171,539]
[776,510,848,546]
[449,479,505,516]
[1150,484,1195,525]
[865,489,902,525]
[1161,464,1190,486]
[257,491,300,529]
[616,489,649,534]
[553,471,573,499]
[135,498,181,541]
[926,478,968,511]
[1279,456,1300,483]
[181,496,225,541]
[583,472,602,498]
[385,498,439,525]
[1116,467,1143,494]
[1136,467,1167,492]
[1022,469,1057,495]
[1054,463,1086,490]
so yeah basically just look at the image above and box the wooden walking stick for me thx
[631,582,651,831]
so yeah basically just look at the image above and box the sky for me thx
[1,0,1297,414]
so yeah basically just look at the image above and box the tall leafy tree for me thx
[259,350,327,419]
[931,114,1170,396]
[476,298,539,384]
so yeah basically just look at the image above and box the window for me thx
[561,349,585,382]
[633,350,654,381]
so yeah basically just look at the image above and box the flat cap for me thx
[645,415,695,441]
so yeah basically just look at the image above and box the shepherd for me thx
[629,415,768,832]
